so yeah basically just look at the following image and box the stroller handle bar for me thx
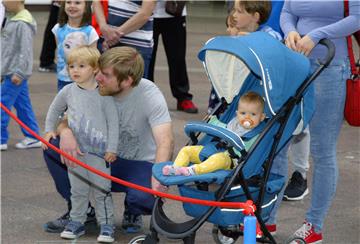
[318,39,335,67]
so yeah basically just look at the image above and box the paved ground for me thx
[1,2,359,244]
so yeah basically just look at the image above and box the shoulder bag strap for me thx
[344,0,359,77]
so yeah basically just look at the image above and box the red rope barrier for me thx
[1,102,256,211]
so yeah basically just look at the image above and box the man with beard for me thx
[43,46,174,234]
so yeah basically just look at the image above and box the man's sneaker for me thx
[177,99,198,114]
[44,207,96,233]
[283,171,309,201]
[97,224,115,243]
[121,211,143,233]
[15,137,42,149]
[60,220,85,239]
[44,211,70,233]
[38,63,56,73]
[289,222,322,244]
[0,144,8,151]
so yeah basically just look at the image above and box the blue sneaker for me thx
[121,211,143,233]
[44,206,96,233]
[97,224,115,243]
[43,211,70,233]
[60,220,85,239]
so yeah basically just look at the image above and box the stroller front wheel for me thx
[128,234,148,244]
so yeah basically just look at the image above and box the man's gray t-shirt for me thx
[114,79,171,162]
[45,83,119,156]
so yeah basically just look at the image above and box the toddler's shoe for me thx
[162,165,176,175]
[15,137,41,149]
[60,220,85,240]
[175,167,193,176]
[97,224,115,243]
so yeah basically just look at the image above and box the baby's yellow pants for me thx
[174,145,232,175]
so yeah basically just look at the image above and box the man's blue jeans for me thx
[43,138,155,216]
[1,76,40,144]
[268,58,350,232]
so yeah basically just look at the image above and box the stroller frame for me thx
[129,39,334,244]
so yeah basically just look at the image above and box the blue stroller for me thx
[130,32,334,244]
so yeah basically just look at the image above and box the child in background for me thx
[208,0,281,114]
[233,0,282,40]
[43,46,118,243]
[53,0,98,91]
[1,0,41,150]
[164,92,266,176]
[226,8,239,36]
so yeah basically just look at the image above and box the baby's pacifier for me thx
[240,119,254,129]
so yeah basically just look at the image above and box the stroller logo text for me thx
[266,68,273,90]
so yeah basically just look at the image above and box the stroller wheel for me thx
[212,225,237,244]
[285,236,306,244]
[128,234,147,244]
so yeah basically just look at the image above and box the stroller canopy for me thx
[198,32,311,116]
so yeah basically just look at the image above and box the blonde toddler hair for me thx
[67,46,101,69]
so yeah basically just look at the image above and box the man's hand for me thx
[285,31,301,51]
[296,35,315,56]
[59,127,83,168]
[104,152,117,163]
[11,74,22,85]
[151,176,168,192]
[42,131,57,150]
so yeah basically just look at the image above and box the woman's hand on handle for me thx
[285,31,301,51]
[296,35,316,56]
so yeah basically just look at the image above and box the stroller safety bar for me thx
[185,121,246,152]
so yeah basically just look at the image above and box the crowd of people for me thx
[1,0,359,243]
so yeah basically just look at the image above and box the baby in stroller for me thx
[163,91,266,176]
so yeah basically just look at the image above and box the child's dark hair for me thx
[58,0,93,27]
[238,0,272,25]
[226,9,237,28]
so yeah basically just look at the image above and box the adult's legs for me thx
[289,127,310,178]
[161,17,193,101]
[306,59,349,232]
[283,127,310,201]
[39,4,59,68]
[267,143,290,225]
[111,158,155,216]
[148,18,161,82]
